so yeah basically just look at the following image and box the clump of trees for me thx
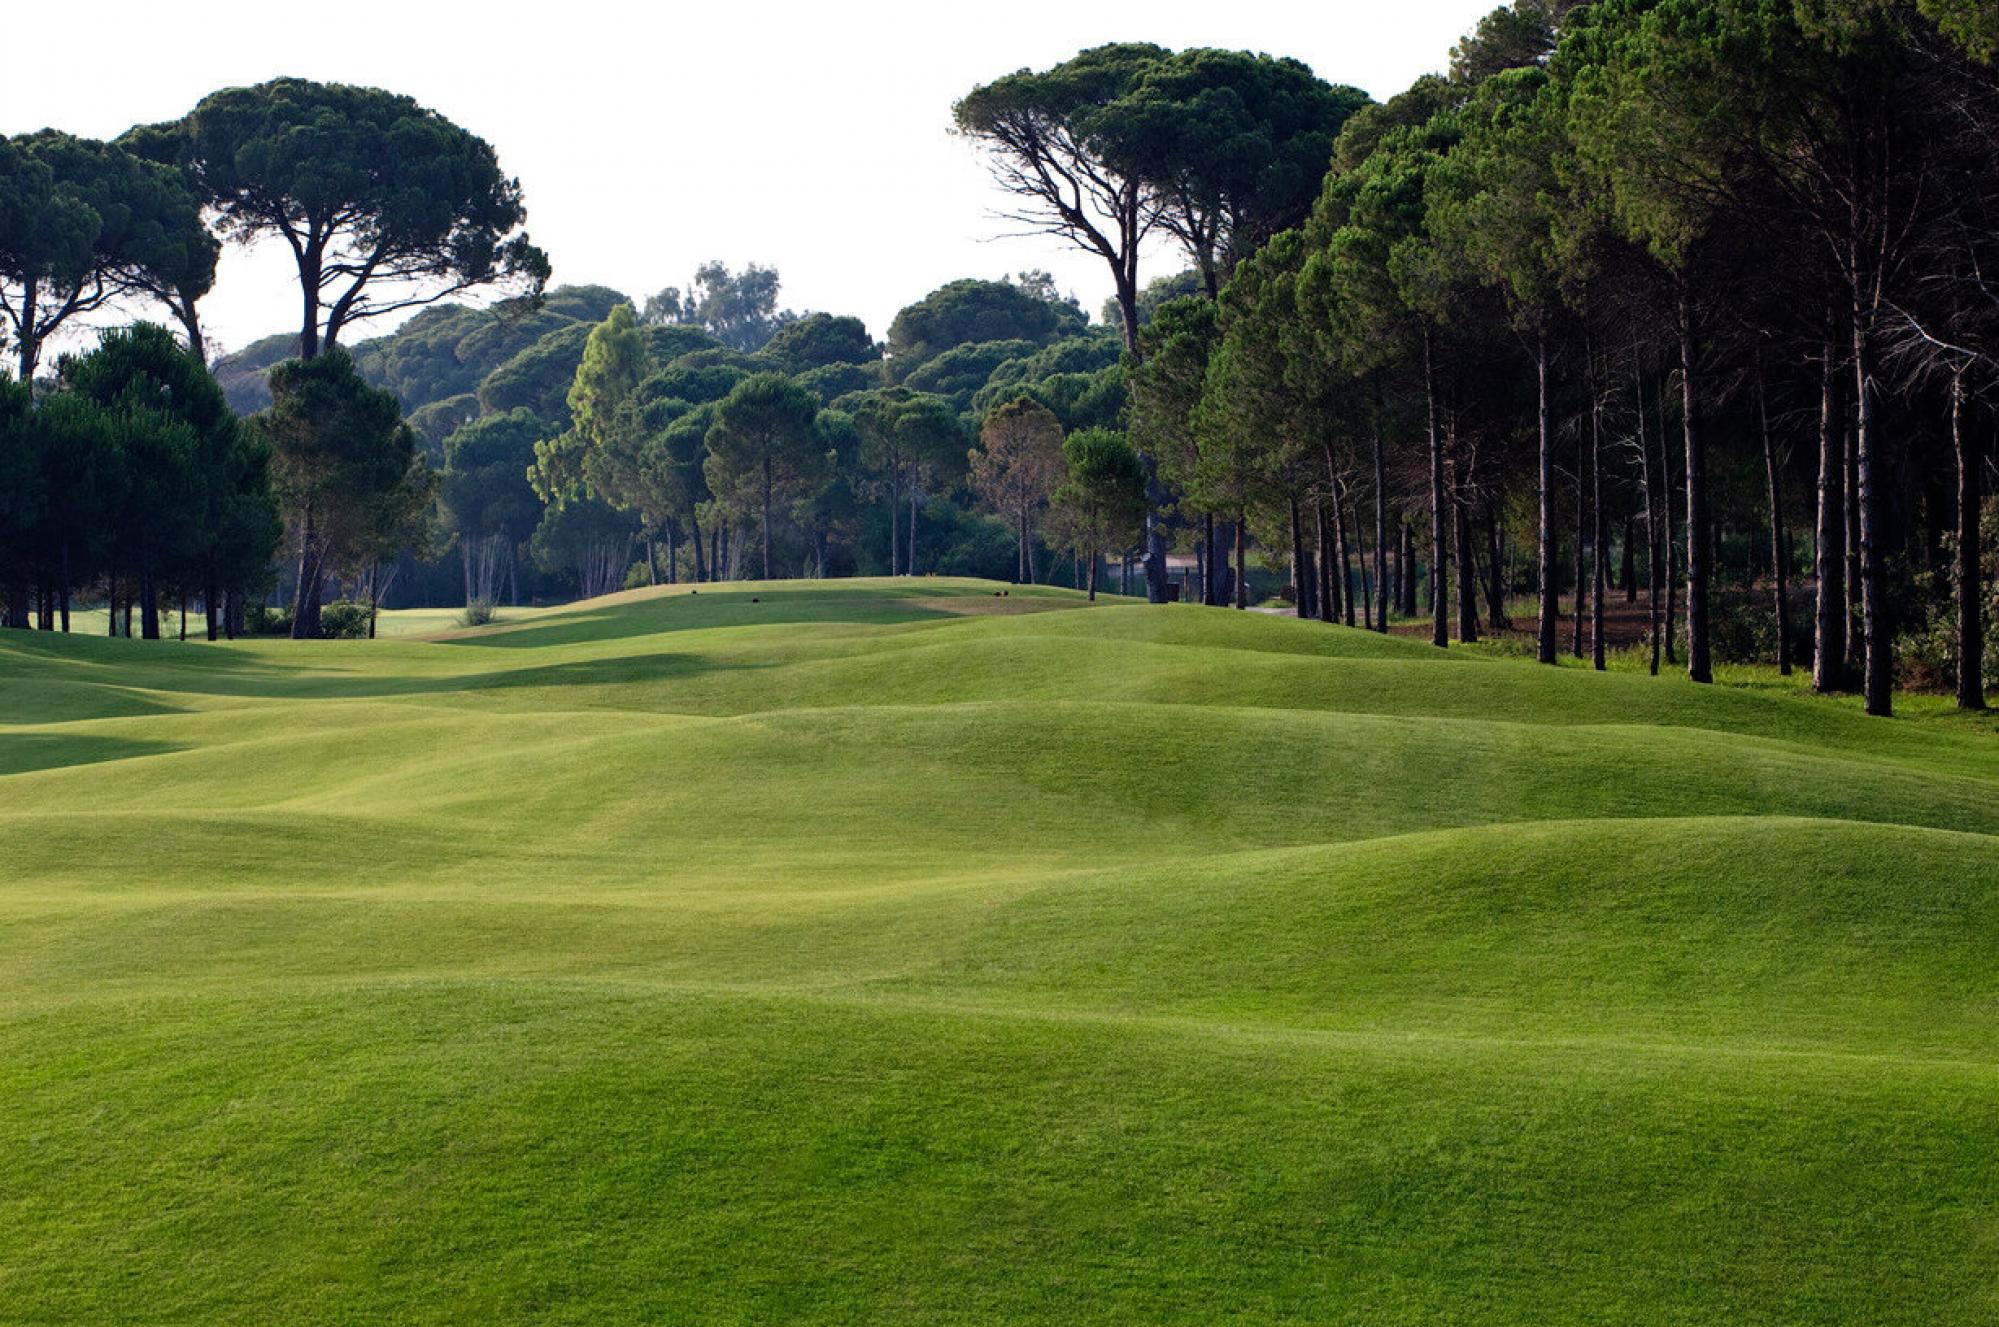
[0,325,278,636]
[1015,6,1999,716]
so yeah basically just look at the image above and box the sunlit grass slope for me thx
[3,577,1996,1324]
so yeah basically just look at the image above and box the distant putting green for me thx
[2,577,1996,1323]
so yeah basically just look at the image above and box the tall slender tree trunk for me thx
[1397,519,1414,618]
[1680,287,1712,685]
[1355,494,1374,630]
[1234,511,1249,610]
[1756,355,1792,676]
[908,479,919,576]
[761,458,775,580]
[291,507,324,639]
[1622,518,1636,603]
[60,539,73,633]
[15,277,40,383]
[1454,482,1480,644]
[691,508,708,583]
[1813,330,1846,691]
[1289,496,1308,619]
[1952,372,1983,710]
[1536,331,1558,663]
[1485,502,1507,631]
[1425,332,1447,649]
[1334,481,1356,628]
[1590,384,1606,672]
[1087,547,1098,601]
[1843,395,1863,675]
[1203,513,1218,605]
[1660,375,1677,666]
[139,552,161,641]
[1324,502,1344,622]
[1852,304,1889,715]
[1572,424,1586,659]
[1316,502,1334,624]
[1372,424,1389,632]
[667,519,679,585]
[204,567,218,641]
[1637,366,1663,676]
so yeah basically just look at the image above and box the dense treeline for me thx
[1098,0,1996,716]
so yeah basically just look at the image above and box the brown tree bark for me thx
[1223,507,1239,611]
[1536,331,1558,663]
[1679,287,1712,684]
[1813,330,1846,691]
[1851,306,1888,715]
[1953,372,1983,710]
[1756,355,1792,676]
[1425,332,1448,649]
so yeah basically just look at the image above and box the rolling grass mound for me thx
[3,577,1996,1323]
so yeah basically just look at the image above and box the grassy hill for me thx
[3,579,1996,1324]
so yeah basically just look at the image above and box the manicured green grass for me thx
[2,576,1995,1324]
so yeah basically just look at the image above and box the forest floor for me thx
[2,578,1996,1324]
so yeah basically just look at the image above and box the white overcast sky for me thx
[6,0,1495,359]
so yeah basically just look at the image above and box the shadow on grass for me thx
[0,732,182,777]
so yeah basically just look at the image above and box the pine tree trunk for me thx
[1843,402,1862,675]
[1355,493,1374,630]
[1852,307,1889,715]
[1622,517,1636,604]
[761,458,774,581]
[1815,331,1839,695]
[1637,367,1663,676]
[891,468,904,575]
[1484,499,1506,630]
[1536,332,1558,663]
[1203,513,1217,606]
[1659,377,1677,666]
[291,507,323,640]
[1757,357,1792,676]
[1425,332,1447,649]
[1235,511,1249,610]
[1290,496,1309,620]
[140,552,161,641]
[1399,519,1416,618]
[1953,372,1983,710]
[691,508,707,584]
[1572,423,1586,659]
[1454,485,1480,644]
[1591,388,1606,672]
[1680,288,1712,685]
[1316,501,1335,624]
[1373,425,1389,632]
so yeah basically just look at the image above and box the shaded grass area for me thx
[2,577,1996,1323]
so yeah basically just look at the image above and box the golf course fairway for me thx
[3,578,1996,1324]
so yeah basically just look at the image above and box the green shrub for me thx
[319,602,373,639]
[244,604,292,636]
[459,598,497,628]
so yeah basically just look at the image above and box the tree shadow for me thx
[0,732,182,777]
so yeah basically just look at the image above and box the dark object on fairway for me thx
[752,596,760,603]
